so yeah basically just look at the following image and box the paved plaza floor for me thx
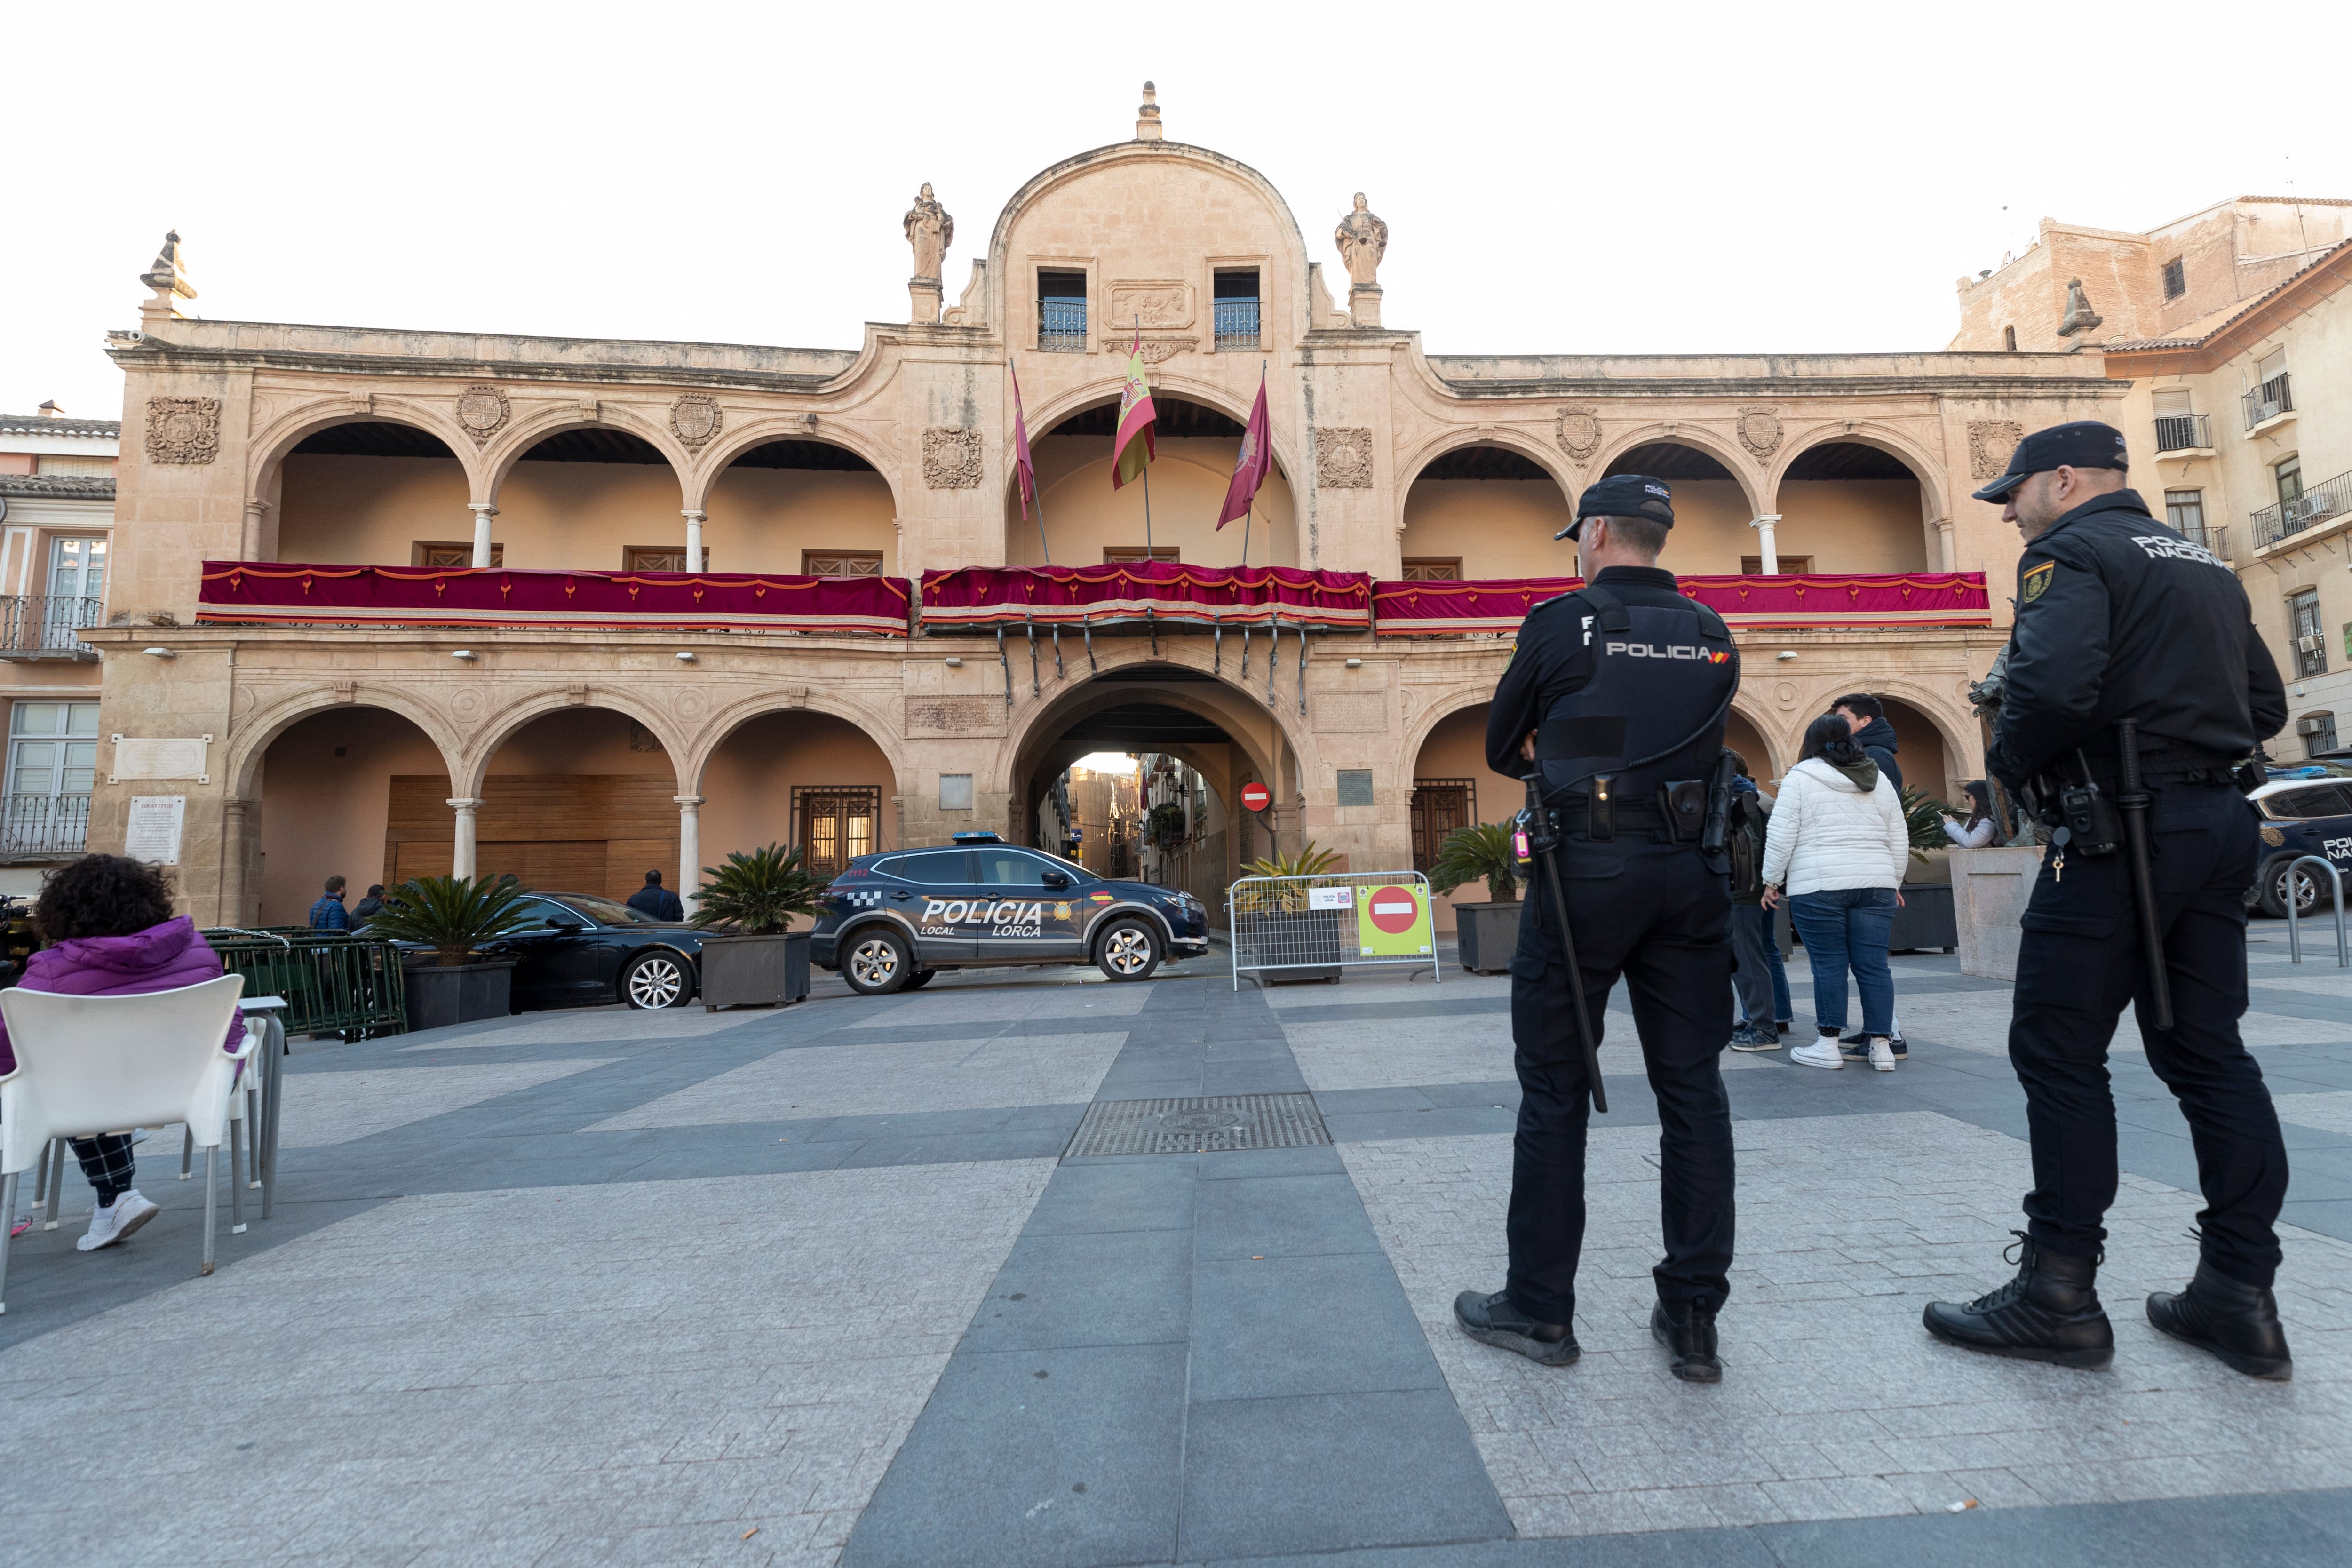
[4,928,2352,1566]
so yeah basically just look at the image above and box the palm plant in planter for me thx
[1231,841,1347,981]
[368,875,536,1029]
[691,844,829,1009]
[1428,822,1525,974]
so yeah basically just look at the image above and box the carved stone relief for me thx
[1311,692,1388,733]
[145,397,221,464]
[922,427,985,489]
[1968,419,2026,481]
[1736,407,1783,461]
[455,385,511,444]
[1315,427,1375,489]
[1106,281,1192,330]
[1100,337,1195,364]
[905,696,1005,738]
[669,394,723,451]
[1555,407,1601,462]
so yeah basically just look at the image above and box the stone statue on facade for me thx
[904,183,954,283]
[1334,193,1387,289]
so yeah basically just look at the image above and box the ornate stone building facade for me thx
[95,93,2131,931]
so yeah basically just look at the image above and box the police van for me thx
[2249,770,2352,918]
[809,831,1210,995]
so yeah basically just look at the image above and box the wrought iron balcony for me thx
[0,794,89,859]
[2252,467,2352,549]
[0,595,104,659]
[2243,372,2294,430]
[1213,298,1260,350]
[2179,524,2231,561]
[2154,413,2211,452]
[1039,298,1089,353]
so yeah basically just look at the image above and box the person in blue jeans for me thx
[1758,715,1912,1070]
[1727,764,1793,1050]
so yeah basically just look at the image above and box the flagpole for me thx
[1009,357,1050,565]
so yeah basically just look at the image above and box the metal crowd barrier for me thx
[2284,855,2350,969]
[199,929,410,1037]
[1227,870,1440,989]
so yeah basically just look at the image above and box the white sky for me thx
[8,0,2350,419]
[1073,753,1139,776]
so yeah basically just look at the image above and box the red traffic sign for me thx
[1240,781,1272,813]
[1367,886,1419,935]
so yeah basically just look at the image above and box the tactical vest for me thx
[1534,584,1739,804]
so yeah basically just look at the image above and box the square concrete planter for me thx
[1952,846,2046,980]
[1453,900,1523,974]
[1889,882,1958,953]
[699,931,810,1010]
[401,959,515,1031]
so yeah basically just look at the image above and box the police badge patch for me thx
[2022,561,2055,603]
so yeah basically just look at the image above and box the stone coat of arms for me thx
[670,395,723,451]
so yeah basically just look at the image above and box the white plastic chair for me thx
[0,976,250,1313]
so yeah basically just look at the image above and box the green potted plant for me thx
[368,874,535,1029]
[1146,801,1189,851]
[1230,841,1347,983]
[1429,821,1524,974]
[691,844,829,1009]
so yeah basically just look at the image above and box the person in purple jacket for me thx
[2,855,246,1253]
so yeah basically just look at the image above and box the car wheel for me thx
[1096,917,1161,982]
[2258,857,2321,920]
[843,928,914,995]
[902,969,937,990]
[623,950,694,1010]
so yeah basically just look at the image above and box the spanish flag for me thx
[1111,329,1157,490]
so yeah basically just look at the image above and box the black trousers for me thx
[1506,836,1736,1324]
[2010,779,2288,1287]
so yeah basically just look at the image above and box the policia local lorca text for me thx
[1452,434,2298,1387]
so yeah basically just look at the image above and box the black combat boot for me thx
[1651,1300,1722,1382]
[2148,1260,2293,1380]
[1454,1289,1579,1366]
[1922,1232,2114,1369]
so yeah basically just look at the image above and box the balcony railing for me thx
[0,794,89,859]
[2154,413,2211,452]
[2243,372,2294,430]
[1039,298,1088,352]
[0,595,104,658]
[2180,524,2231,561]
[2252,468,2352,549]
[1213,298,1261,350]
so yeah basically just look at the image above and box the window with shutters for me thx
[793,786,881,877]
[624,547,694,573]
[415,541,502,567]
[1038,269,1088,351]
[2161,258,2186,299]
[802,550,883,577]
[1401,557,1463,580]
[2291,587,2326,678]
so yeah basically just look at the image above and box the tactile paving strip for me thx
[1063,1093,1333,1157]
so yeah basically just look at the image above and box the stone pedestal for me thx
[1348,284,1382,328]
[909,277,942,325]
[1952,846,2044,980]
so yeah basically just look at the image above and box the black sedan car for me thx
[809,832,1209,995]
[472,891,704,1011]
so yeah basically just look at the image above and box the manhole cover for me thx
[1065,1094,1331,1157]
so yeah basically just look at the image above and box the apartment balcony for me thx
[0,595,104,661]
[2180,525,2232,562]
[2243,372,2295,432]
[2153,413,2212,454]
[0,794,90,860]
[1213,298,1261,351]
[2252,469,2352,551]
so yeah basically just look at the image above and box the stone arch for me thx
[685,420,903,516]
[454,688,693,796]
[479,407,693,507]
[245,396,484,505]
[676,686,909,798]
[1725,694,1785,781]
[1764,422,1950,528]
[1399,679,1502,771]
[1019,373,1303,489]
[227,683,466,803]
[1589,423,1766,517]
[1396,428,1578,509]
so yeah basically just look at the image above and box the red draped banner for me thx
[195,562,914,636]
[1372,572,1992,635]
[921,564,1373,630]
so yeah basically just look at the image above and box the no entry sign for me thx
[1240,781,1272,813]
[1356,883,1434,957]
[1366,886,1419,935]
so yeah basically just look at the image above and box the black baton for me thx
[2116,718,2173,1031]
[1524,771,1607,1113]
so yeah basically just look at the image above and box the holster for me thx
[1660,780,1708,844]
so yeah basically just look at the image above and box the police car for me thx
[809,831,1210,995]
[2249,769,2352,917]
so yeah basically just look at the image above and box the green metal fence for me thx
[199,929,410,1038]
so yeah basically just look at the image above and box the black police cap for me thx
[1555,473,1676,541]
[1971,420,2130,502]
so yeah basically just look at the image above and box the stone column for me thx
[219,797,252,926]
[908,279,942,325]
[1749,513,1782,575]
[675,795,704,915]
[1348,284,1382,329]
[239,500,270,562]
[448,797,482,878]
[1934,517,1957,572]
[468,503,498,568]
[682,510,706,573]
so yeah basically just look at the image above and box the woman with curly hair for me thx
[3,855,244,1251]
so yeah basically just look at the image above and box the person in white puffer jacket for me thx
[1760,713,1912,1071]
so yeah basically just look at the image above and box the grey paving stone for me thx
[1193,1145,1350,1180]
[1192,1172,1384,1259]
[1021,1155,1199,1235]
[1187,1253,1445,1401]
[955,1227,1194,1351]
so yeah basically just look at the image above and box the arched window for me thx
[2003,325,2017,352]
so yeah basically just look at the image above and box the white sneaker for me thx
[1789,1038,1845,1070]
[1868,1037,1897,1072]
[77,1190,160,1252]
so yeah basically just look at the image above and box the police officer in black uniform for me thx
[1924,421,2295,1379]
[1453,474,1742,1382]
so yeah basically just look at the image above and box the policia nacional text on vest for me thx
[1452,473,1745,1384]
